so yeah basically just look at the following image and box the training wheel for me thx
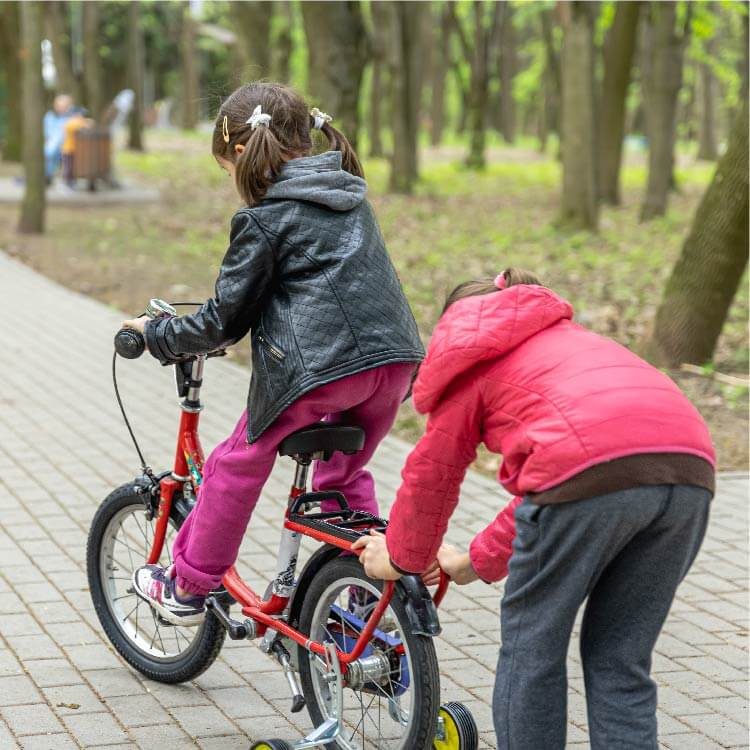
[250,741,294,750]
[434,701,479,750]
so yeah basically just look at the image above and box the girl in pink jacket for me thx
[355,268,715,750]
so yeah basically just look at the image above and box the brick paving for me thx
[0,252,748,749]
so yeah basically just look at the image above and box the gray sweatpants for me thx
[493,484,711,750]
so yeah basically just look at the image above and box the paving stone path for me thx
[0,253,747,749]
[0,178,159,206]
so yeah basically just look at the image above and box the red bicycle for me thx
[86,300,478,750]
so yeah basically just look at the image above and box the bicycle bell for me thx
[146,298,177,319]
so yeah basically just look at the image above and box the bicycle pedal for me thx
[205,595,254,640]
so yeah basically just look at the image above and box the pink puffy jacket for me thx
[385,284,715,582]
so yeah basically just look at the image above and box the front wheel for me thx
[86,482,226,683]
[298,556,441,750]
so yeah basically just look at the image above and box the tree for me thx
[83,1,103,120]
[446,5,472,135]
[696,38,718,160]
[301,2,368,149]
[272,2,294,83]
[498,2,517,144]
[180,4,199,129]
[0,1,22,162]
[598,2,641,205]
[540,8,562,152]
[451,1,501,170]
[127,0,145,151]
[640,2,691,221]
[45,1,80,101]
[231,1,271,80]
[642,102,748,366]
[18,1,45,234]
[559,1,598,230]
[369,0,390,158]
[388,2,423,193]
[430,4,451,147]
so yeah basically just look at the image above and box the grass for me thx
[1,130,746,471]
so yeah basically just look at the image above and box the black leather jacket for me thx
[145,151,424,441]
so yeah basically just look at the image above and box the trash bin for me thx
[72,127,112,190]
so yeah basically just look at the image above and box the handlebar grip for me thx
[114,328,145,359]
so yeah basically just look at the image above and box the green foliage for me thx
[687,0,747,113]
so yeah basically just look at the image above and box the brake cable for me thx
[111,302,204,482]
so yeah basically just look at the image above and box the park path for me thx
[0,251,747,749]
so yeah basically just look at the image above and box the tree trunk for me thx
[45,1,80,100]
[180,6,199,130]
[430,4,450,147]
[740,12,749,106]
[458,1,500,169]
[231,1,272,80]
[447,3,473,136]
[466,2,491,169]
[369,57,385,158]
[272,2,294,83]
[18,1,45,234]
[301,2,368,150]
[82,1,102,120]
[697,39,717,160]
[369,0,390,158]
[388,1,422,193]
[540,8,561,146]
[641,102,748,366]
[127,1,145,151]
[559,1,598,230]
[598,1,641,205]
[640,2,690,221]
[0,1,22,162]
[499,2,517,144]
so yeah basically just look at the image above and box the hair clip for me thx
[310,107,333,130]
[247,104,272,130]
[222,115,229,143]
[494,273,507,290]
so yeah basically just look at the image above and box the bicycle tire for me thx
[298,556,441,750]
[86,482,226,683]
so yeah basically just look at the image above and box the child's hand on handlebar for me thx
[437,544,480,586]
[121,315,149,334]
[351,531,402,581]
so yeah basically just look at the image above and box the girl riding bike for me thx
[122,82,423,626]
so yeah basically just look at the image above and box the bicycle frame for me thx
[144,355,450,672]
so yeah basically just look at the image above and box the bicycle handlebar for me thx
[114,328,146,359]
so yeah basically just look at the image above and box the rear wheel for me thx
[86,482,226,683]
[298,556,440,750]
[250,742,294,750]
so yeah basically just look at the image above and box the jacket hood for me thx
[413,285,574,414]
[263,151,367,211]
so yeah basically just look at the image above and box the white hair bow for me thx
[310,107,333,130]
[246,105,272,130]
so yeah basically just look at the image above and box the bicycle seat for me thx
[279,423,366,460]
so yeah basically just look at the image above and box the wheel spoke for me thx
[305,577,420,750]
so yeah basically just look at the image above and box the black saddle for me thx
[278,423,366,461]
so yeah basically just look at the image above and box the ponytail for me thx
[317,120,364,179]
[235,124,287,206]
[442,267,544,314]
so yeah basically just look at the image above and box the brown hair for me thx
[442,267,543,313]
[212,82,364,206]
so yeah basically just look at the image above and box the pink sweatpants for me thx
[172,363,415,595]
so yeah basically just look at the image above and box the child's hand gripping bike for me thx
[86,300,478,750]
